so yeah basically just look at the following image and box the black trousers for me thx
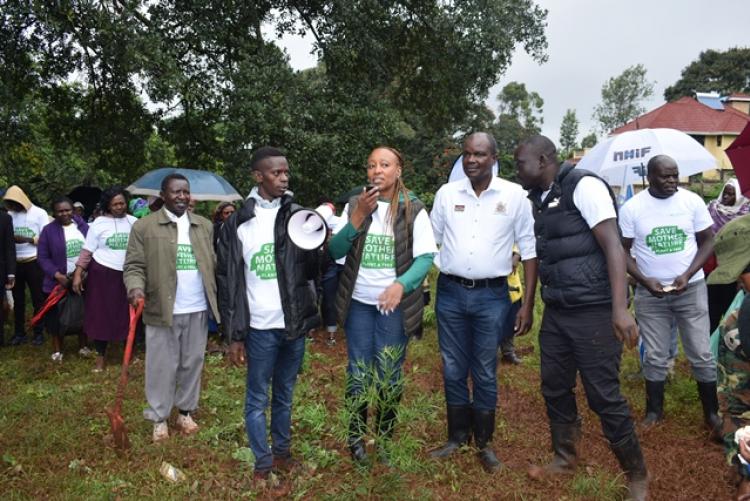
[12,260,45,336]
[540,304,634,444]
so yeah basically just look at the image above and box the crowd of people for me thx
[3,132,750,500]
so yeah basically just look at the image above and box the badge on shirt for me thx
[454,204,465,212]
[494,201,507,214]
[548,197,560,208]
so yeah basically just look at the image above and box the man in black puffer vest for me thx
[516,136,648,501]
[217,147,320,484]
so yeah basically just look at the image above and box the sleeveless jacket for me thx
[336,196,426,338]
[528,164,617,308]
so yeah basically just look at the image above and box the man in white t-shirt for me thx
[620,154,720,439]
[217,147,321,484]
[429,132,538,473]
[516,135,647,500]
[124,174,219,443]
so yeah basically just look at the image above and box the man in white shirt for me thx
[124,174,219,443]
[517,135,647,500]
[429,132,538,473]
[620,154,720,438]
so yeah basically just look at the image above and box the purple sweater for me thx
[37,215,89,293]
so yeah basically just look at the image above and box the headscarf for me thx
[708,178,750,233]
[129,197,150,219]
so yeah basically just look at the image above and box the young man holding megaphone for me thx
[216,146,322,484]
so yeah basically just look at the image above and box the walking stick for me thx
[107,298,144,450]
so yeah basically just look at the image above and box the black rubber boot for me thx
[348,401,369,464]
[528,417,581,479]
[375,388,402,466]
[642,379,665,426]
[473,409,502,473]
[611,432,649,501]
[696,380,722,443]
[429,405,472,458]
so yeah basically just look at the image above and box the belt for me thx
[441,273,506,289]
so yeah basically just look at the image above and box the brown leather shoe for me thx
[272,454,301,474]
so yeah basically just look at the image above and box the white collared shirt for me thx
[431,177,536,279]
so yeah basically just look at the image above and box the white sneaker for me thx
[176,413,199,435]
[51,352,63,362]
[153,421,169,443]
[78,346,94,357]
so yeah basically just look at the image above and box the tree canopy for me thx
[0,0,548,207]
[593,64,654,134]
[558,108,578,157]
[664,47,750,102]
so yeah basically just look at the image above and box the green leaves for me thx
[593,64,655,134]
[664,48,750,102]
[1,0,548,206]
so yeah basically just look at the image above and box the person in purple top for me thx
[37,197,88,362]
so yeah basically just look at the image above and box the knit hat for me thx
[707,214,750,285]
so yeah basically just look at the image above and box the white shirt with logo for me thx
[619,188,713,285]
[237,206,284,330]
[166,210,207,314]
[335,201,437,305]
[83,215,137,271]
[431,177,536,279]
[62,223,85,274]
[10,205,49,260]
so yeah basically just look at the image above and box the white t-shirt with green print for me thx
[167,210,207,315]
[619,188,713,285]
[237,205,284,330]
[83,214,136,271]
[336,200,437,306]
[63,223,85,274]
[10,205,49,260]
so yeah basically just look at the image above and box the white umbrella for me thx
[575,128,717,186]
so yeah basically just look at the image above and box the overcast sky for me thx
[276,0,750,147]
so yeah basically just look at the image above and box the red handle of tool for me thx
[112,299,144,416]
[123,299,144,367]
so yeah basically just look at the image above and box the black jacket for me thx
[216,195,320,342]
[0,211,15,284]
[528,164,617,308]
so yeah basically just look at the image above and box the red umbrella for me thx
[726,121,750,195]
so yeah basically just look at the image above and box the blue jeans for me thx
[244,328,305,472]
[344,300,408,395]
[435,274,511,411]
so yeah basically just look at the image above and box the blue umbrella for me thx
[126,167,242,202]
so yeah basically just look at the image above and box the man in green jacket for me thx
[124,173,219,443]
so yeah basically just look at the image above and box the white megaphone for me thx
[287,203,335,250]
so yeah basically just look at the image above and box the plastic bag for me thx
[58,291,85,334]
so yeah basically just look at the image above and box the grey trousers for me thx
[634,279,716,383]
[143,311,208,423]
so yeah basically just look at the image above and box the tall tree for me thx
[664,48,750,101]
[581,132,598,149]
[559,109,579,155]
[496,81,544,133]
[593,64,654,134]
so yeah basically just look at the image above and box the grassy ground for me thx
[0,294,733,500]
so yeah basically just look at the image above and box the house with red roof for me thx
[611,94,750,180]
